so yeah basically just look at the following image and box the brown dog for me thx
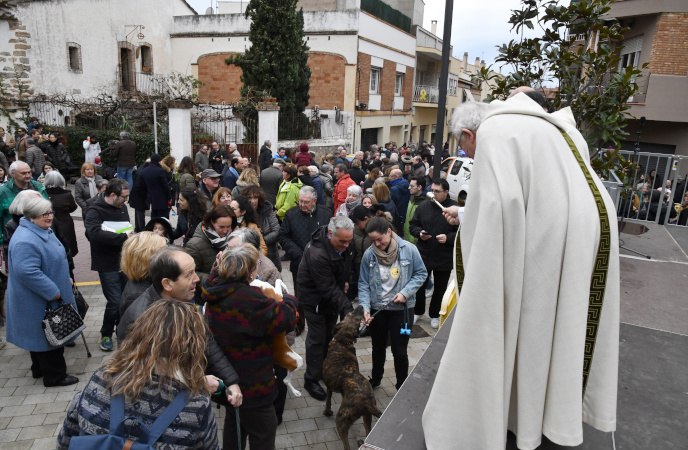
[323,305,382,450]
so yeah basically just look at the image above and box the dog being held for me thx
[322,305,382,450]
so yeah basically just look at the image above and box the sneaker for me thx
[413,314,422,325]
[368,377,381,389]
[99,336,113,352]
[430,318,440,329]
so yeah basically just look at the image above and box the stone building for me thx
[0,0,195,110]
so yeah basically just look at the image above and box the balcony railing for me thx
[118,68,171,97]
[413,85,439,103]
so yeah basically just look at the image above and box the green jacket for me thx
[404,194,427,245]
[275,178,303,221]
[0,179,49,245]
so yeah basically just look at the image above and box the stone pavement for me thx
[0,186,439,449]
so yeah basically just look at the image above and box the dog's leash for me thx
[359,307,387,334]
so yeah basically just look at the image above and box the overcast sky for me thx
[184,0,554,72]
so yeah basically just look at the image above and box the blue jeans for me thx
[98,271,128,337]
[117,166,134,187]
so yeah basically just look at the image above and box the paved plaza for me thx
[0,195,438,449]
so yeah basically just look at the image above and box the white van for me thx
[442,157,473,203]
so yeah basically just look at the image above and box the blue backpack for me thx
[68,391,189,449]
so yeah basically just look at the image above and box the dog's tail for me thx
[369,403,383,418]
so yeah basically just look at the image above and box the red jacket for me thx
[333,174,355,214]
[294,150,312,167]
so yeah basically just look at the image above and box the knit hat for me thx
[300,142,309,153]
[350,205,371,223]
[401,155,413,164]
[150,153,162,164]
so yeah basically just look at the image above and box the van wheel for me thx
[458,192,467,206]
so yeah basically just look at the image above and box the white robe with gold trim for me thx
[422,94,620,449]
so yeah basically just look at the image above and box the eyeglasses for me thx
[431,189,446,194]
[119,194,130,199]
[220,195,232,200]
[298,200,314,205]
[42,211,54,218]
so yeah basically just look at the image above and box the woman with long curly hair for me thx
[57,300,221,449]
[363,167,381,192]
[177,156,197,192]
[231,167,259,198]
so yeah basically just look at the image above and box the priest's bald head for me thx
[449,101,488,158]
[509,86,549,111]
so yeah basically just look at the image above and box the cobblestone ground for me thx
[0,193,438,449]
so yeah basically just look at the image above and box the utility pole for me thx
[432,0,454,180]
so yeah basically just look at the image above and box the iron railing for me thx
[413,85,439,103]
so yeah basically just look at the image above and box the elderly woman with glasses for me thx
[6,197,80,387]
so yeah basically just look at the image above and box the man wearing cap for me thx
[199,169,222,211]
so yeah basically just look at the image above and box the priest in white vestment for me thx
[422,93,620,450]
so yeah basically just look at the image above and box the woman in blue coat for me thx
[6,196,79,387]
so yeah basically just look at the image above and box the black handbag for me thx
[72,285,89,319]
[42,299,86,347]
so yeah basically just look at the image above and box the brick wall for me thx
[306,53,346,109]
[649,13,688,76]
[357,52,371,107]
[198,52,345,109]
[380,59,396,110]
[198,53,243,104]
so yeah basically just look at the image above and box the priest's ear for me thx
[460,128,476,145]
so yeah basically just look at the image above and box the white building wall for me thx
[358,13,416,67]
[8,0,194,98]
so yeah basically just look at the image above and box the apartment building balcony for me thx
[413,85,439,105]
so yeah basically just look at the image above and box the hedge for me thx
[58,126,170,168]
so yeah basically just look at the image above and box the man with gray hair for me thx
[297,215,354,401]
[0,161,47,242]
[449,100,489,159]
[113,131,136,186]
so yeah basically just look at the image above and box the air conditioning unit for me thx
[334,106,343,124]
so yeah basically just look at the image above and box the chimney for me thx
[481,60,485,69]
[463,52,468,71]
[431,20,437,36]
[475,57,481,67]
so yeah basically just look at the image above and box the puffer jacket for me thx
[25,145,45,175]
[358,234,427,313]
[45,141,70,171]
[275,178,303,220]
[117,285,239,387]
[277,204,332,274]
[258,202,280,268]
[319,171,334,209]
[296,226,354,316]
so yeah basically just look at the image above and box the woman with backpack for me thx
[57,300,223,449]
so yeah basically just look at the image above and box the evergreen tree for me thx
[227,0,311,115]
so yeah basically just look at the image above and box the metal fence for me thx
[611,150,688,227]
[278,111,321,140]
[191,103,256,146]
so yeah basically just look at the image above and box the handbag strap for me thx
[44,298,66,313]
[109,394,127,436]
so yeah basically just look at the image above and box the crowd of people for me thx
[0,122,457,448]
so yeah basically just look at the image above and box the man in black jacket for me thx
[139,153,172,219]
[118,246,242,406]
[297,216,354,401]
[258,140,273,172]
[85,178,131,352]
[277,186,331,333]
[208,141,226,175]
[409,178,459,329]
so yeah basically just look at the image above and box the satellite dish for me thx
[205,7,214,15]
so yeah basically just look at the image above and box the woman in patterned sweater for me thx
[57,300,220,449]
[203,244,298,450]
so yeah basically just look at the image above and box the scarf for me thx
[373,231,399,266]
[85,176,97,198]
[345,197,361,212]
[202,224,230,251]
